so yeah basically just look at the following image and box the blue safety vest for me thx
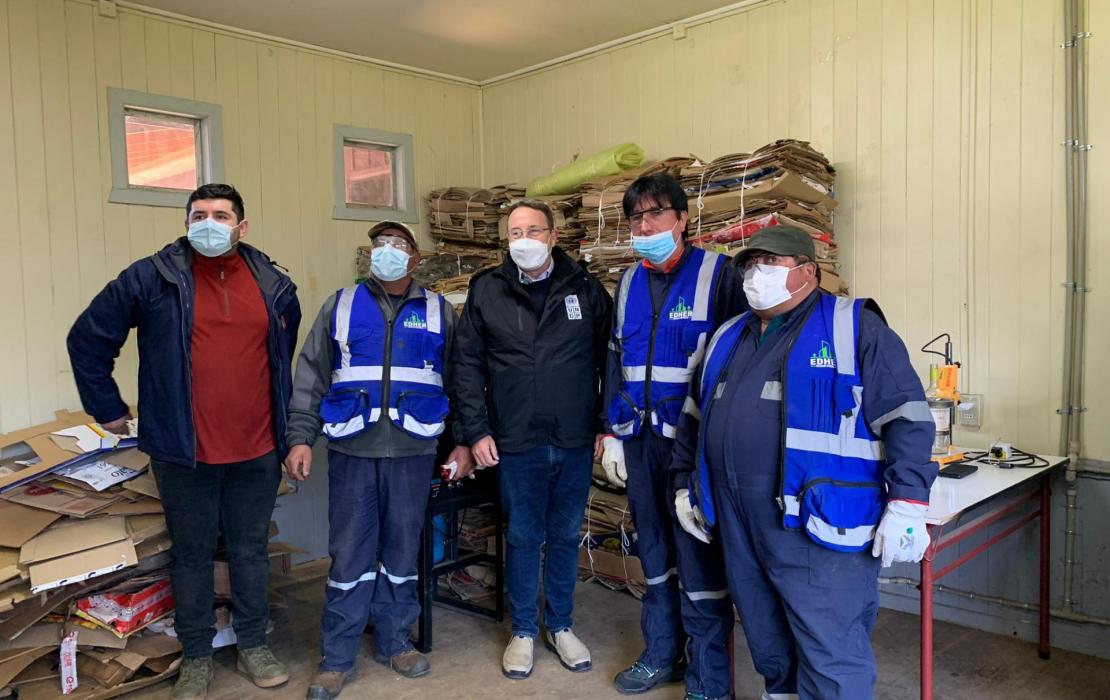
[694,294,886,552]
[318,284,449,441]
[608,248,724,440]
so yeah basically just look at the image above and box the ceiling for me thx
[124,0,741,82]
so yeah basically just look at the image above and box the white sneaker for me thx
[544,628,592,672]
[761,692,800,700]
[502,635,534,679]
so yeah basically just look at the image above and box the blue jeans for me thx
[499,444,592,638]
[319,452,433,670]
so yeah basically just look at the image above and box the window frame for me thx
[332,124,417,223]
[107,87,224,208]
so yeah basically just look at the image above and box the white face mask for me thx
[509,238,550,272]
[743,263,801,310]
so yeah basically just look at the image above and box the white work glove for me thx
[872,500,930,568]
[600,436,627,488]
[675,488,712,544]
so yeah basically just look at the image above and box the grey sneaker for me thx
[173,657,214,700]
[236,645,290,688]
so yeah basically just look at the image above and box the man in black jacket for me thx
[454,199,612,680]
[67,184,300,700]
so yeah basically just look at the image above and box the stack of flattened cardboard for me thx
[0,412,182,697]
[428,185,523,261]
[0,413,298,698]
[3,624,184,700]
[681,139,848,294]
[576,158,695,292]
[577,484,645,599]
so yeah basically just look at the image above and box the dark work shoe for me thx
[374,649,430,678]
[306,670,355,700]
[614,659,685,694]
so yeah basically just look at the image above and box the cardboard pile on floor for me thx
[0,413,179,697]
[0,413,297,697]
[435,508,499,605]
[578,483,645,599]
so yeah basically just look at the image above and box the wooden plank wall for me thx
[0,0,481,433]
[482,0,1083,459]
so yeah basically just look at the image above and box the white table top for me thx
[925,454,1068,525]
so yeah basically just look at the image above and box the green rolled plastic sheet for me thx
[525,142,645,197]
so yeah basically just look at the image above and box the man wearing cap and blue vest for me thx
[600,173,746,700]
[670,225,938,700]
[285,221,473,699]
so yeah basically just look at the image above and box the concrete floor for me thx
[131,569,1110,700]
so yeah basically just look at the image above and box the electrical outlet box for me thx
[958,394,983,428]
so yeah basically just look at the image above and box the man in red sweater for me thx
[67,184,301,700]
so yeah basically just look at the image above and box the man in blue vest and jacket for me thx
[284,221,472,699]
[671,225,938,700]
[601,173,747,700]
[67,184,300,700]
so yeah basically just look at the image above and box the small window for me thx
[343,143,394,208]
[107,88,224,207]
[333,125,417,223]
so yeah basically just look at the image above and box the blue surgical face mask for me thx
[371,243,411,282]
[631,224,678,265]
[187,219,237,257]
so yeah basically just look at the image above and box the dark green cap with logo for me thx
[736,225,815,265]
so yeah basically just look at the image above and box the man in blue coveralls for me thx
[600,173,747,700]
[285,221,473,699]
[671,225,938,700]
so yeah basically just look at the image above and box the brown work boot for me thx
[172,657,213,700]
[374,649,430,678]
[306,670,355,700]
[236,645,290,688]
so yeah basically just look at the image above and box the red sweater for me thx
[191,251,275,464]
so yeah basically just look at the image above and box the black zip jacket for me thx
[453,247,612,453]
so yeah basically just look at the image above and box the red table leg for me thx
[921,526,935,700]
[1039,475,1052,660]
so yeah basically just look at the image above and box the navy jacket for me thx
[67,238,301,467]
